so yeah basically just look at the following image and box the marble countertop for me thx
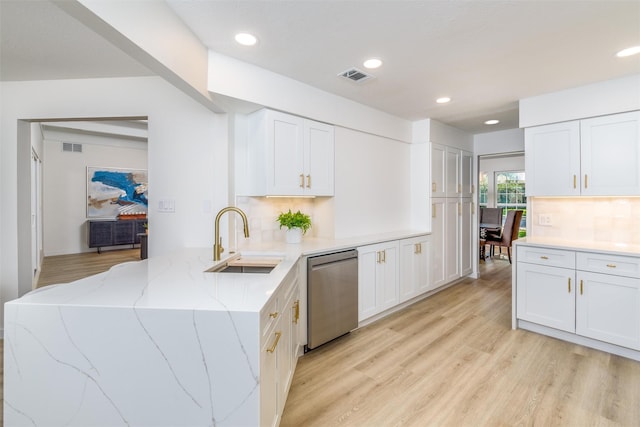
[12,230,429,313]
[515,237,640,257]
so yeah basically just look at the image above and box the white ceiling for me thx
[2,1,640,134]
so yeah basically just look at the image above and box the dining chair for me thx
[486,209,524,264]
[481,207,503,239]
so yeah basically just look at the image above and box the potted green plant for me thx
[277,209,311,243]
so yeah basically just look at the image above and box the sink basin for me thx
[205,254,282,274]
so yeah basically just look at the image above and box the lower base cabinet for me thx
[400,236,431,302]
[260,266,301,427]
[516,244,640,353]
[358,241,399,321]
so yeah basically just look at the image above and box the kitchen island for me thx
[512,237,640,361]
[4,230,431,426]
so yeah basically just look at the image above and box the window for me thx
[495,171,526,236]
[479,172,488,207]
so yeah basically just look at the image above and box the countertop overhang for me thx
[514,236,640,256]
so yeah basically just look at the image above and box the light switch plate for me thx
[539,214,553,226]
[158,199,175,213]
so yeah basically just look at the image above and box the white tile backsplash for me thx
[530,197,640,245]
[235,196,318,244]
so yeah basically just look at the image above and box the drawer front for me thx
[517,245,575,269]
[261,295,280,339]
[577,252,640,278]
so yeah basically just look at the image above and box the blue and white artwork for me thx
[87,167,148,218]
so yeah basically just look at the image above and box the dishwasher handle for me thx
[307,249,358,268]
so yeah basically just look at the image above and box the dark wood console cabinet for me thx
[88,219,147,253]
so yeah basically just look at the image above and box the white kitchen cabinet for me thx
[260,267,299,427]
[580,112,640,196]
[460,151,474,198]
[400,235,431,302]
[444,198,461,283]
[358,241,399,321]
[459,198,474,276]
[430,199,446,288]
[431,143,446,197]
[246,109,334,196]
[445,146,461,197]
[515,244,640,355]
[516,259,576,333]
[575,252,640,350]
[525,110,640,196]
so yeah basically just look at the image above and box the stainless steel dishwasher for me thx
[306,249,358,351]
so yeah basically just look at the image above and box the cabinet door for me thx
[113,221,134,245]
[445,147,461,197]
[576,271,640,350]
[260,331,278,427]
[460,151,474,197]
[516,263,575,332]
[525,121,580,196]
[430,199,446,288]
[304,120,334,196]
[267,111,305,195]
[459,199,473,277]
[580,111,640,196]
[88,221,113,248]
[444,199,460,283]
[357,241,399,321]
[431,143,446,197]
[400,236,431,302]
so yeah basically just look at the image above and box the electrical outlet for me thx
[539,214,553,226]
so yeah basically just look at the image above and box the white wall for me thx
[42,138,148,256]
[474,128,524,155]
[333,127,412,238]
[1,76,228,332]
[519,73,640,127]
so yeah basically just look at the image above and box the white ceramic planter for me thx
[285,227,303,244]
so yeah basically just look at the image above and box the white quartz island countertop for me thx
[514,236,640,257]
[4,230,427,426]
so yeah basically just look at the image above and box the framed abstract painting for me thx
[87,167,148,218]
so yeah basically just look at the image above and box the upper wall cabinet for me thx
[245,109,335,196]
[525,110,640,196]
[431,143,473,198]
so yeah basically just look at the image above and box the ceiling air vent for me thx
[338,67,374,83]
[62,142,83,153]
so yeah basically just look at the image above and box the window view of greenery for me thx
[479,172,488,207]
[495,171,526,237]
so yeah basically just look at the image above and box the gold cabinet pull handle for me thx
[573,174,577,189]
[266,332,282,353]
[382,250,386,263]
[471,202,475,215]
[414,243,421,254]
[432,182,436,192]
[376,251,381,263]
[269,312,279,319]
[580,279,584,295]
[306,174,311,188]
[540,256,549,260]
[293,300,300,324]
[432,204,436,218]
[584,174,588,189]
[458,183,462,193]
[568,278,571,293]
[458,202,461,216]
[606,264,617,268]
[299,174,304,188]
[472,184,475,194]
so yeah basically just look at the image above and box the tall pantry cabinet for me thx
[431,143,474,288]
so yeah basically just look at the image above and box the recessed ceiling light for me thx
[363,58,382,69]
[485,119,500,125]
[436,97,451,104]
[616,46,640,57]
[235,32,258,46]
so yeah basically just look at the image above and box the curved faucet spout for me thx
[214,207,250,261]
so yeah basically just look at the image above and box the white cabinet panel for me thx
[431,199,446,288]
[304,120,335,196]
[268,112,305,195]
[431,143,446,197]
[576,271,640,350]
[444,199,460,283]
[400,235,431,302]
[445,146,460,197]
[525,111,640,197]
[358,241,399,321]
[525,120,580,196]
[459,198,473,276]
[580,111,640,196]
[516,262,576,333]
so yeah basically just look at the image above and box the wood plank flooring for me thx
[4,253,639,426]
[281,258,640,426]
[36,248,141,288]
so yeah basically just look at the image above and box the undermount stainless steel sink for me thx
[205,254,282,274]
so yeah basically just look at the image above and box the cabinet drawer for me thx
[517,245,575,269]
[261,296,280,339]
[577,252,640,278]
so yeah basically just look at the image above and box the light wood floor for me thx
[36,248,142,288]
[281,258,640,426]
[4,254,640,426]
